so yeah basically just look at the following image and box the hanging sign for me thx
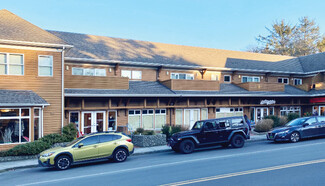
[260,99,276,105]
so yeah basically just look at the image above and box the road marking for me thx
[161,158,325,186]
[17,141,325,186]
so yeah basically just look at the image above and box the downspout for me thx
[62,46,65,131]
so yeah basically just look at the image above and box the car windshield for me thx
[285,118,308,127]
[64,136,85,147]
[192,121,205,130]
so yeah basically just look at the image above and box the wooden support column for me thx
[114,63,120,76]
[239,99,241,106]
[204,98,207,107]
[199,69,207,79]
[228,98,231,106]
[81,99,85,109]
[157,98,160,108]
[126,99,130,107]
[108,98,112,109]
[187,98,190,107]
[144,98,147,108]
[118,99,122,107]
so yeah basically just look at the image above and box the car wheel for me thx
[113,148,128,162]
[55,155,72,170]
[221,142,230,148]
[179,139,195,154]
[290,132,300,143]
[231,134,245,148]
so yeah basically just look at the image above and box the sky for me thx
[2,0,325,51]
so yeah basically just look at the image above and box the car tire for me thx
[290,132,300,143]
[179,139,195,154]
[113,148,128,162]
[221,142,230,148]
[55,155,72,170]
[231,134,245,148]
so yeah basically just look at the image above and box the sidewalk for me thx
[0,134,266,173]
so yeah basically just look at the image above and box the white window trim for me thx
[72,67,107,77]
[108,110,117,131]
[242,76,260,83]
[34,108,43,139]
[0,53,24,76]
[224,75,231,83]
[154,109,166,129]
[278,78,289,84]
[294,78,302,85]
[170,73,194,80]
[38,55,53,77]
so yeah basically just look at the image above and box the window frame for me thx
[72,67,107,77]
[278,78,289,84]
[224,75,231,83]
[38,55,53,77]
[294,78,302,85]
[242,76,260,83]
[0,53,24,76]
[170,73,194,80]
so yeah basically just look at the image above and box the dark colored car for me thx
[168,116,250,154]
[267,116,325,143]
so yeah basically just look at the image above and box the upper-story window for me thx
[294,78,302,85]
[121,70,142,80]
[171,73,194,80]
[278,78,289,84]
[38,56,53,76]
[72,67,106,77]
[0,53,24,75]
[224,75,231,83]
[242,76,260,83]
[211,74,218,81]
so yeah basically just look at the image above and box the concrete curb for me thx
[0,136,267,173]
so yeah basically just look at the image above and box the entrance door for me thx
[184,109,200,129]
[82,111,106,134]
[256,108,268,122]
[319,106,325,116]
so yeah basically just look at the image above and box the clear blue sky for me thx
[2,0,325,51]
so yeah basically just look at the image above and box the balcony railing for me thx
[65,75,129,89]
[235,82,285,92]
[160,79,220,91]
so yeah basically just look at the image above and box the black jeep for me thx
[168,116,250,154]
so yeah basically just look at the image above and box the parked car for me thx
[168,116,250,154]
[38,132,134,170]
[267,116,325,143]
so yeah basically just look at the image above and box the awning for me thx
[0,89,49,107]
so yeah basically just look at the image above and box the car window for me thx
[231,118,244,127]
[216,119,230,128]
[204,121,217,131]
[99,135,122,143]
[192,121,204,130]
[75,136,98,147]
[317,116,325,122]
[305,117,317,125]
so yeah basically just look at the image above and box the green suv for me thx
[38,132,134,170]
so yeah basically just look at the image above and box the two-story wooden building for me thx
[1,9,325,150]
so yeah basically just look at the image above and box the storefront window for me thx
[34,108,42,141]
[280,106,301,116]
[0,108,30,144]
[108,111,117,131]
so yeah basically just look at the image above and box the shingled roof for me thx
[0,90,49,106]
[0,9,67,46]
[49,30,293,69]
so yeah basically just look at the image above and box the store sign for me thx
[260,99,276,105]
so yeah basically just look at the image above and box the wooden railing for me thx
[65,75,129,89]
[160,79,220,91]
[235,82,285,92]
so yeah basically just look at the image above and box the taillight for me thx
[126,139,132,142]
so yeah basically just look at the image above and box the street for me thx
[1,138,325,186]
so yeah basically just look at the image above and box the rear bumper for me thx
[129,147,134,155]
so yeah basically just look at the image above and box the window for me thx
[294,78,302,85]
[121,70,142,80]
[216,107,243,118]
[278,78,289,84]
[142,109,154,129]
[280,106,301,116]
[201,108,208,120]
[38,56,53,76]
[171,73,194,80]
[34,108,43,141]
[224,75,231,82]
[0,108,30,144]
[99,135,121,143]
[155,109,166,129]
[72,67,106,76]
[305,117,317,125]
[242,76,260,83]
[175,109,183,125]
[76,136,98,147]
[211,74,218,81]
[0,53,24,75]
[128,110,141,130]
[317,116,325,122]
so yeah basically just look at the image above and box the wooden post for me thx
[239,99,241,106]
[144,98,147,108]
[114,63,120,76]
[157,98,160,108]
[81,99,85,109]
[228,98,231,106]
[204,98,207,107]
[187,98,190,107]
[108,98,112,109]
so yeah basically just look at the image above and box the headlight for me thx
[277,130,289,135]
[41,152,55,157]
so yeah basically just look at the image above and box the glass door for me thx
[256,108,268,122]
[82,111,106,134]
[83,112,92,134]
[108,111,117,131]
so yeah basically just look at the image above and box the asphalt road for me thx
[1,137,325,186]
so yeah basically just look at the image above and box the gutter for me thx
[0,103,50,107]
[61,47,65,130]
[0,39,73,48]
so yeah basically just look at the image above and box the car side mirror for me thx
[78,143,84,148]
[303,123,309,127]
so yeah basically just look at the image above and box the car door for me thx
[316,116,325,136]
[97,134,121,158]
[216,119,231,141]
[301,117,318,137]
[72,136,99,162]
[202,121,219,144]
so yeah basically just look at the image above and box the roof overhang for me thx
[0,39,73,49]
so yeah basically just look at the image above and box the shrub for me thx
[143,130,155,135]
[171,125,182,135]
[39,133,66,144]
[5,140,51,156]
[62,123,78,141]
[265,115,280,128]
[161,125,172,139]
[161,124,189,141]
[303,112,312,117]
[287,113,300,122]
[254,119,274,132]
[136,128,145,134]
[279,116,288,126]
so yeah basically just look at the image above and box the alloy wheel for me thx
[290,132,300,143]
